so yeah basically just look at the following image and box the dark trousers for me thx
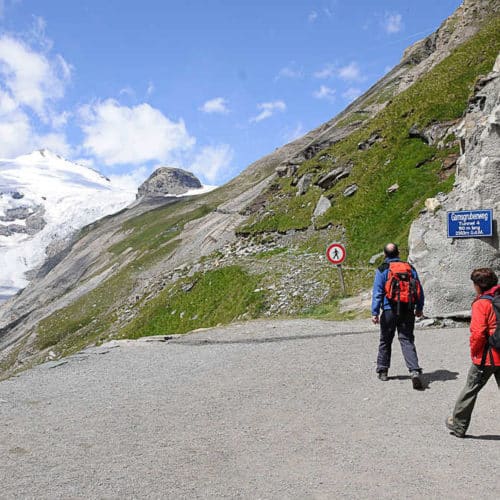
[452,363,500,434]
[377,308,420,373]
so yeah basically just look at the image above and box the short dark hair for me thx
[470,268,498,292]
[383,243,399,259]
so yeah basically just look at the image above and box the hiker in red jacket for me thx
[446,268,500,438]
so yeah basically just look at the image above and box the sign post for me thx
[447,209,493,238]
[326,243,347,296]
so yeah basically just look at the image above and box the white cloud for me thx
[342,87,362,102]
[250,100,286,123]
[146,81,155,97]
[0,35,70,117]
[80,99,195,166]
[0,107,71,159]
[383,13,403,34]
[119,86,135,97]
[0,34,73,159]
[108,166,149,193]
[308,11,318,23]
[338,62,364,82]
[276,64,303,80]
[50,110,70,129]
[37,132,71,156]
[189,144,233,184]
[0,88,17,115]
[199,97,230,114]
[0,109,33,158]
[313,85,336,102]
[314,63,336,79]
[30,16,53,51]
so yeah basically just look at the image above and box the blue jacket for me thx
[371,257,424,316]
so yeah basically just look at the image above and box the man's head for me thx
[383,243,399,259]
[470,268,498,292]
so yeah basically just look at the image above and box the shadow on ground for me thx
[389,369,459,390]
[465,434,500,441]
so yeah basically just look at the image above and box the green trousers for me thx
[452,363,500,435]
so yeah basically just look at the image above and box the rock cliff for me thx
[409,55,500,317]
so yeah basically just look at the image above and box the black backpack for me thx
[479,293,500,368]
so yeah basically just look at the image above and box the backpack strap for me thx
[378,262,389,273]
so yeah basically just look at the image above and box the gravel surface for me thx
[1,318,499,499]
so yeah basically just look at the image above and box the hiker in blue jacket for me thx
[371,243,425,389]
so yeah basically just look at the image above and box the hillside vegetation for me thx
[1,10,498,375]
[239,16,500,262]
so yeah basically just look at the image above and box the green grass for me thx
[302,300,371,321]
[336,111,370,128]
[253,247,288,259]
[109,201,214,255]
[238,16,500,264]
[120,266,266,338]
[34,202,214,354]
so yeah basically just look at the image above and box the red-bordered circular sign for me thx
[326,243,346,265]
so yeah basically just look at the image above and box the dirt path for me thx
[1,319,499,498]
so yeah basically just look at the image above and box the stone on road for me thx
[0,319,499,498]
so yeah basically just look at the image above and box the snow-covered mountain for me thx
[0,150,136,301]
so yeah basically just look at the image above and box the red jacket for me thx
[470,284,500,366]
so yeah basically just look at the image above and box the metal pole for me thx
[337,264,346,296]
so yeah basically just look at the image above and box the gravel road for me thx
[1,318,499,499]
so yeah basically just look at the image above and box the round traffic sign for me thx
[326,243,346,265]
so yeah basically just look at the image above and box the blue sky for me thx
[0,0,462,188]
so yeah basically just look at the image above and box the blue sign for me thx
[447,209,493,238]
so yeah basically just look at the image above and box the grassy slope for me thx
[239,17,500,263]
[120,266,265,338]
[35,201,214,354]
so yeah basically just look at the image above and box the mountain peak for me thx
[137,166,203,198]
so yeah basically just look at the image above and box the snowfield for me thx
[0,150,136,300]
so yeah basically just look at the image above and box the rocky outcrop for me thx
[296,174,313,196]
[409,55,500,317]
[137,167,202,198]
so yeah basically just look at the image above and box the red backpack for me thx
[384,261,422,314]
[479,293,500,368]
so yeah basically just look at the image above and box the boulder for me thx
[386,183,399,194]
[137,167,202,198]
[312,196,331,218]
[343,184,358,197]
[317,167,350,189]
[369,252,385,265]
[409,121,458,147]
[275,166,288,178]
[424,198,441,213]
[358,132,382,151]
[296,174,313,196]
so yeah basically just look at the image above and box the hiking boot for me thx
[378,371,388,381]
[445,416,465,438]
[410,370,423,390]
